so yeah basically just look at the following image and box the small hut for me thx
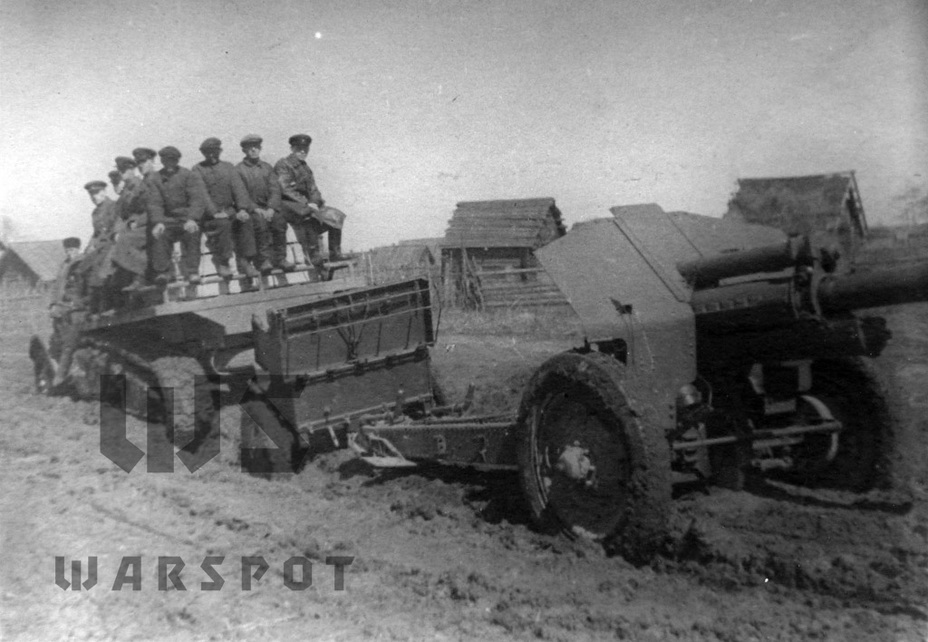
[365,241,438,285]
[0,240,64,292]
[440,198,566,308]
[725,172,868,261]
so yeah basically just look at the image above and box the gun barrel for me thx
[677,238,806,288]
[818,261,928,313]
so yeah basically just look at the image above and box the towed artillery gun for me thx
[243,205,928,561]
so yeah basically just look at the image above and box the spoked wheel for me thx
[517,352,671,562]
[775,357,896,491]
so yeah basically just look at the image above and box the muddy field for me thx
[1,301,926,641]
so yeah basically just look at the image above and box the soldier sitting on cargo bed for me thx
[236,134,293,273]
[193,137,258,280]
[147,146,207,286]
[275,133,346,271]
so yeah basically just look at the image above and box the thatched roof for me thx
[442,198,566,249]
[0,240,64,283]
[725,172,866,237]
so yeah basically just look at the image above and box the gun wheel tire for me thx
[781,357,897,491]
[517,352,672,563]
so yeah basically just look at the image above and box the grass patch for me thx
[435,305,582,341]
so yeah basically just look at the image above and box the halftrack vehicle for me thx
[29,260,369,470]
[30,204,928,561]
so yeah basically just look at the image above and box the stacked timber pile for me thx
[440,198,567,309]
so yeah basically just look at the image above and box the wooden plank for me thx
[455,198,554,210]
[451,212,549,221]
[476,267,547,276]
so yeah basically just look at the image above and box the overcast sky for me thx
[1,0,926,250]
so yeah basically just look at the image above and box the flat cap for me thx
[199,137,222,150]
[115,156,137,172]
[288,133,312,148]
[240,134,263,148]
[84,180,108,193]
[158,145,181,159]
[131,147,157,162]
[107,170,122,184]
[63,237,82,249]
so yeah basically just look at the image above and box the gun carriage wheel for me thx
[517,351,672,562]
[777,357,895,491]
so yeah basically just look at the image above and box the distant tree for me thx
[0,215,16,244]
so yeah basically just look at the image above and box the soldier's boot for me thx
[52,348,74,388]
[327,229,347,262]
[307,246,325,270]
[256,258,274,275]
[275,259,296,273]
[215,262,234,280]
[236,257,260,279]
[121,275,147,292]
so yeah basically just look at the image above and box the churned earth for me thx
[0,303,926,641]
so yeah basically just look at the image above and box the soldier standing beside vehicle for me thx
[235,134,292,273]
[49,237,87,387]
[192,137,258,280]
[147,146,207,285]
[275,133,346,270]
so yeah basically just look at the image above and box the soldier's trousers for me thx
[254,210,289,266]
[111,227,148,277]
[150,222,202,277]
[204,216,257,271]
[50,311,85,379]
[282,205,340,266]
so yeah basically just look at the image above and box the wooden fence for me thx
[470,266,568,310]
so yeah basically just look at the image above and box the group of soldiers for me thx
[46,133,347,387]
[75,132,347,310]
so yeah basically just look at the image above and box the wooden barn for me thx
[724,172,868,262]
[0,240,64,292]
[365,240,439,285]
[440,198,567,308]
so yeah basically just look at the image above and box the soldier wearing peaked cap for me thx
[236,134,290,273]
[275,133,346,271]
[192,137,259,280]
[110,153,153,291]
[80,180,119,311]
[132,147,158,177]
[146,145,207,285]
